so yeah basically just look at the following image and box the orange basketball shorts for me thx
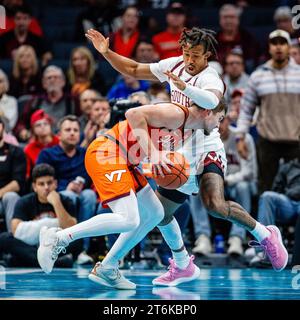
[85,136,148,207]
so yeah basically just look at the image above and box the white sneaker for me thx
[249,252,265,267]
[227,236,244,256]
[192,234,212,255]
[37,226,67,274]
[76,251,94,265]
[88,262,136,290]
[245,247,256,258]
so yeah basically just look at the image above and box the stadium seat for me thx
[43,25,76,42]
[53,42,82,59]
[97,60,119,90]
[41,7,84,26]
[46,59,70,72]
[0,60,13,75]
[247,25,274,44]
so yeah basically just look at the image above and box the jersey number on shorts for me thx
[105,169,127,182]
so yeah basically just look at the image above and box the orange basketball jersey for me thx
[85,104,189,206]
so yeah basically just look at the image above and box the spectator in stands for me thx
[36,115,97,263]
[152,2,187,59]
[0,69,18,132]
[107,74,150,100]
[236,29,300,193]
[0,163,81,268]
[148,82,170,103]
[273,6,300,43]
[0,5,52,66]
[250,158,300,267]
[81,97,111,148]
[74,0,119,41]
[110,6,141,58]
[24,110,59,179]
[0,117,26,233]
[67,46,106,97]
[8,44,41,98]
[290,43,300,64]
[134,38,158,63]
[228,89,244,124]
[129,90,151,105]
[39,66,75,123]
[191,114,257,256]
[78,89,102,132]
[0,0,43,36]
[14,65,75,142]
[228,89,258,142]
[223,50,249,103]
[216,3,261,72]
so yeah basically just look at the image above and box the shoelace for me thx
[51,239,66,261]
[248,240,277,260]
[110,268,122,280]
[165,259,178,280]
[96,263,121,280]
[164,256,193,280]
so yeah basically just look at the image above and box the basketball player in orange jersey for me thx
[81,27,287,288]
[37,95,226,288]
[38,27,288,289]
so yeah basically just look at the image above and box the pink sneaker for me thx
[152,255,200,286]
[249,225,288,272]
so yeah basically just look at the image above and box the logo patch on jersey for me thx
[105,169,127,182]
[204,151,225,172]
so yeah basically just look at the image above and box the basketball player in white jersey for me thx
[85,27,287,287]
[37,27,288,290]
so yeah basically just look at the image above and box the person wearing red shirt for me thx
[24,110,59,179]
[0,0,43,36]
[152,3,186,60]
[110,6,140,58]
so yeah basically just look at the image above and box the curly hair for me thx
[179,27,218,58]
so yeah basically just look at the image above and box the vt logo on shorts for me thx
[105,169,127,182]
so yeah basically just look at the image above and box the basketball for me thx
[153,151,190,189]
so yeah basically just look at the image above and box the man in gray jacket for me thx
[236,29,300,193]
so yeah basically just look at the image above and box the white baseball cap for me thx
[269,29,291,45]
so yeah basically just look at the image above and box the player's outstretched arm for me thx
[85,29,157,81]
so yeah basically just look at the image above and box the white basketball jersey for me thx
[150,56,227,195]
[150,56,224,107]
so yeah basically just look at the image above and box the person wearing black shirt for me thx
[0,117,26,232]
[0,163,82,267]
[0,5,52,66]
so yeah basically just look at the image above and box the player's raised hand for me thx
[85,29,109,54]
[164,70,186,91]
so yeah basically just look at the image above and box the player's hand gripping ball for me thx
[153,151,190,189]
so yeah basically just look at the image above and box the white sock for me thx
[250,222,271,243]
[102,185,165,269]
[56,190,140,246]
[158,219,190,269]
[172,249,190,269]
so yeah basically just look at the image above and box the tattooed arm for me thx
[200,172,256,231]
